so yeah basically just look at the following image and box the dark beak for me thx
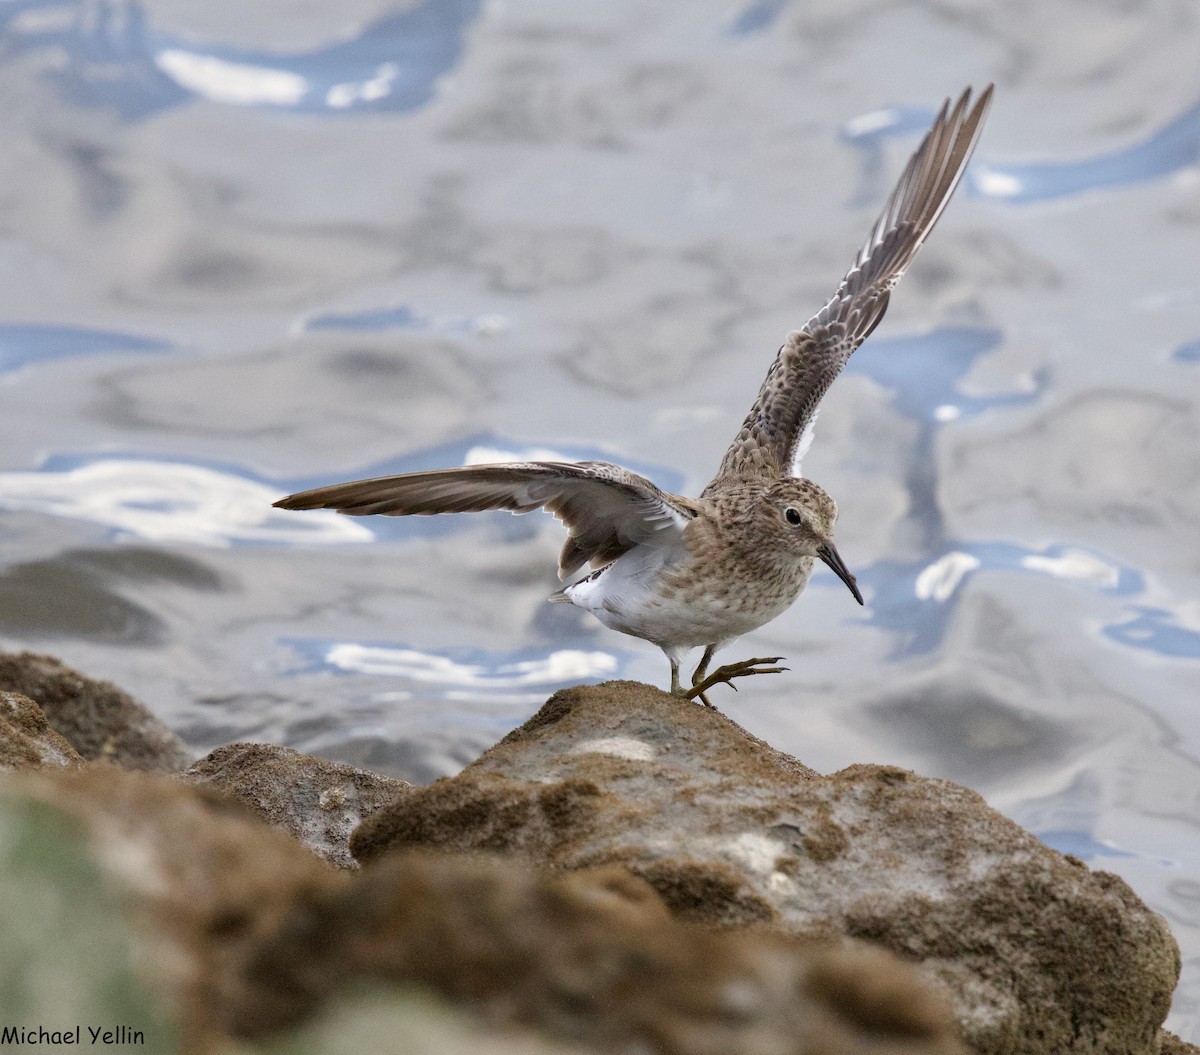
[817,541,863,605]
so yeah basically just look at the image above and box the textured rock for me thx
[351,680,1181,1055]
[0,651,191,771]
[1161,1031,1200,1055]
[233,850,966,1055]
[0,691,84,770]
[184,742,410,868]
[0,765,343,1050]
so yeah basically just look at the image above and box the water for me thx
[0,0,1197,1036]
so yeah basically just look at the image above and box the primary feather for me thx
[275,461,697,580]
[707,85,992,489]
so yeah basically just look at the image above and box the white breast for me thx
[563,542,812,652]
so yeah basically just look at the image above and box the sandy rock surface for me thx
[0,690,84,770]
[0,650,192,771]
[352,680,1182,1055]
[184,742,410,868]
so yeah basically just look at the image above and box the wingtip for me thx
[273,493,318,511]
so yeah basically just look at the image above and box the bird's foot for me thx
[683,656,787,708]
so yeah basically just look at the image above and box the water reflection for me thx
[0,456,371,546]
[285,638,622,702]
[0,326,170,374]
[850,327,1037,421]
[0,545,221,643]
[867,541,1153,659]
[726,0,790,37]
[302,304,510,336]
[0,324,170,374]
[836,324,1196,663]
[1,0,482,119]
[1105,607,1200,660]
[844,92,1200,203]
[971,97,1200,202]
[1037,830,1137,862]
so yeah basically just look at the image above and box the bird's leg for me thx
[687,645,718,707]
[684,656,788,707]
[690,644,716,688]
[669,654,683,696]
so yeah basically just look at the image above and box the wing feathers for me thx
[275,461,695,580]
[708,85,992,489]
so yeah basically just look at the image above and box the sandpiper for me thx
[277,86,993,705]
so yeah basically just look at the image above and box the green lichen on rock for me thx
[245,989,581,1055]
[0,794,176,1050]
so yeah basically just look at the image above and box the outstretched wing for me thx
[709,85,993,488]
[275,461,697,580]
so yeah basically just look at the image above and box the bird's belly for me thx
[565,547,811,650]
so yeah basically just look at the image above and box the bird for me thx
[276,86,993,707]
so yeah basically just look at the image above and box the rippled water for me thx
[0,0,1197,1035]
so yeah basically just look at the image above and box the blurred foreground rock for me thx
[234,851,964,1055]
[0,763,963,1055]
[353,680,1182,1055]
[0,665,1192,1055]
[184,742,410,869]
[0,650,191,770]
[1,765,342,1050]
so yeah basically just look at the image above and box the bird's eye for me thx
[785,507,803,526]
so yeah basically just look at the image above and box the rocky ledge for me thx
[0,652,1193,1055]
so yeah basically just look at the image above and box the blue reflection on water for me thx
[839,104,958,208]
[1104,607,1200,659]
[848,326,1035,421]
[833,325,1195,663]
[0,0,481,119]
[1173,341,1200,363]
[842,91,1200,203]
[302,303,509,336]
[864,542,1141,659]
[726,0,790,36]
[304,305,423,332]
[1036,829,1137,861]
[970,97,1200,202]
[0,323,171,373]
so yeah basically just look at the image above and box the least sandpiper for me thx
[277,86,993,705]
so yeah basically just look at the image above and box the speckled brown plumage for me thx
[275,87,994,704]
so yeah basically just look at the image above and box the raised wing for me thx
[708,85,993,489]
[275,461,697,580]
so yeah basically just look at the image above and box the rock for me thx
[0,790,175,1049]
[0,651,191,771]
[184,742,410,868]
[257,990,586,1055]
[0,761,963,1055]
[0,691,84,770]
[231,849,966,1055]
[0,764,343,1051]
[351,680,1182,1055]
[1161,1031,1200,1055]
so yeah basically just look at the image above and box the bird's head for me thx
[761,478,863,605]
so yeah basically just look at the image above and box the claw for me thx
[683,656,788,703]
